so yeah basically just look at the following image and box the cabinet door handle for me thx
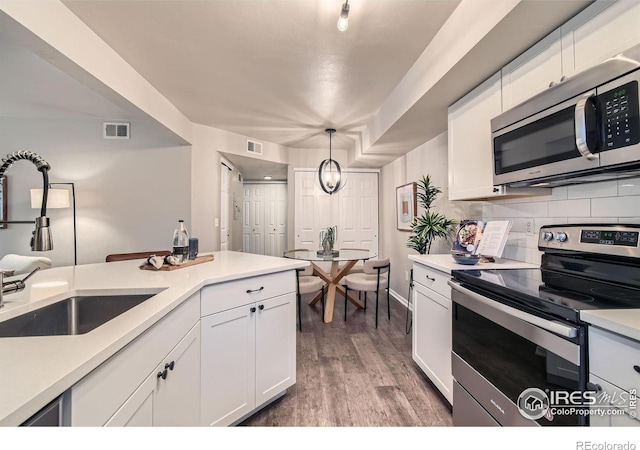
[259,304,265,311]
[165,361,175,371]
[425,275,436,281]
[250,306,257,313]
[157,369,168,380]
[633,365,640,374]
[246,286,264,294]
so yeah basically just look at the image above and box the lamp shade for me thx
[30,188,71,209]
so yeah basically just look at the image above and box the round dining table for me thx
[283,248,376,323]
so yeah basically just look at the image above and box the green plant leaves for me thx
[406,175,457,255]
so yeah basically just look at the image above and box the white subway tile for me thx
[509,218,528,233]
[567,181,618,199]
[536,186,568,202]
[493,196,532,204]
[492,203,519,219]
[548,199,590,217]
[592,196,640,217]
[567,217,612,224]
[620,218,640,224]
[618,177,640,196]
[518,202,548,218]
[525,234,539,249]
[535,217,568,230]
[482,203,493,219]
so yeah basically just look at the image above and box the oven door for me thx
[449,280,587,426]
[492,89,600,186]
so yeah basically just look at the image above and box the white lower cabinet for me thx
[200,272,296,427]
[412,263,453,404]
[588,326,640,427]
[105,322,201,427]
[68,292,201,426]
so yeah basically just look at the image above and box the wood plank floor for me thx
[239,292,453,427]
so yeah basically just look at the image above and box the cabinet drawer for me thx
[201,270,295,317]
[589,374,640,427]
[590,327,640,394]
[412,263,451,299]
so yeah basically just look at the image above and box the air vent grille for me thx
[104,122,130,139]
[247,139,262,155]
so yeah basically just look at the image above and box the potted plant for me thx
[407,175,457,255]
[320,226,337,255]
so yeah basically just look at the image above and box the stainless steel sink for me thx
[0,294,157,338]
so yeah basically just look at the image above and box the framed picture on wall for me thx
[396,182,416,231]
[0,177,6,229]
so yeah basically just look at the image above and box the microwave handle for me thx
[575,93,599,161]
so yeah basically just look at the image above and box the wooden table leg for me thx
[305,260,367,323]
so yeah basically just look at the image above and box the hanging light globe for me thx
[318,128,344,195]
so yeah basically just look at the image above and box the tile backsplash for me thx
[481,177,640,265]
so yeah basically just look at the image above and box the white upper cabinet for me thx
[561,0,640,78]
[448,0,640,201]
[501,30,563,111]
[448,72,503,201]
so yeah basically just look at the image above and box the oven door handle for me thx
[448,280,578,338]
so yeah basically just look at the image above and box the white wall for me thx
[191,124,293,252]
[380,132,480,304]
[0,117,190,266]
[482,179,640,265]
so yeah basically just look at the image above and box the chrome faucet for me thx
[0,267,41,309]
[0,151,53,251]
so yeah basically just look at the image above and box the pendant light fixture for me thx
[318,128,344,195]
[337,0,349,31]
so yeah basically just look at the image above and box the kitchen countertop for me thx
[580,310,640,342]
[408,253,539,274]
[0,251,308,426]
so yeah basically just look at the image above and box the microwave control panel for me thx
[600,80,639,150]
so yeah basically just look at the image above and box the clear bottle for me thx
[172,220,189,263]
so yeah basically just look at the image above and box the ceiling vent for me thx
[104,122,130,139]
[246,139,262,155]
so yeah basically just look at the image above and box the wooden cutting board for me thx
[140,254,214,271]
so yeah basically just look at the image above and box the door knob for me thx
[259,304,265,311]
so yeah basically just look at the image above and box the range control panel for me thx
[580,229,639,247]
[600,81,640,150]
[539,225,640,257]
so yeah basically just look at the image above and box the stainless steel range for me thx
[449,224,640,426]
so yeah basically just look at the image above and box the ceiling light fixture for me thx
[318,128,344,195]
[263,176,272,180]
[337,0,350,31]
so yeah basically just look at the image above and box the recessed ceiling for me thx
[221,152,288,182]
[62,0,461,152]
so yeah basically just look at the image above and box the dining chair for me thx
[295,264,325,331]
[106,250,171,262]
[342,258,391,328]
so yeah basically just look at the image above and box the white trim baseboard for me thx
[390,289,413,311]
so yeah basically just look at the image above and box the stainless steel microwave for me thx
[491,44,640,188]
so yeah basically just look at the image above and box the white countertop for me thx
[0,251,308,426]
[580,310,640,342]
[408,253,539,274]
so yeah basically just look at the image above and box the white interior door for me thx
[243,184,264,255]
[263,184,287,257]
[294,171,338,250]
[337,172,378,254]
[220,164,230,251]
[294,170,377,255]
[243,183,287,256]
